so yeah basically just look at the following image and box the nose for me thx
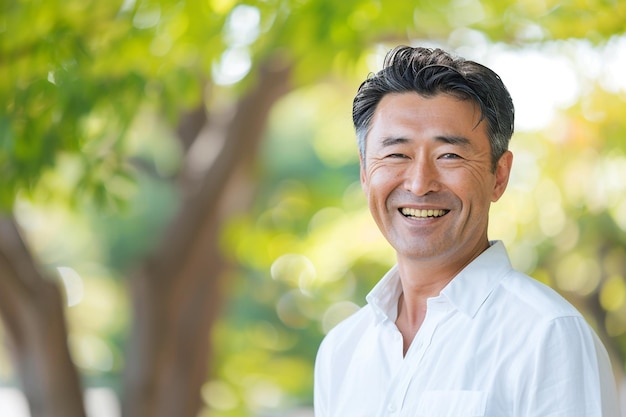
[404,157,441,196]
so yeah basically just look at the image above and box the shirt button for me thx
[387,404,396,413]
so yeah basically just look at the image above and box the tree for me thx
[1,0,625,416]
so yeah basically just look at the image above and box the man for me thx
[314,46,620,416]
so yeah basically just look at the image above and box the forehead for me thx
[367,92,487,146]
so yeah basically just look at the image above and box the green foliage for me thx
[0,0,214,209]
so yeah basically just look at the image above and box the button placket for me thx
[395,305,451,413]
[378,322,414,417]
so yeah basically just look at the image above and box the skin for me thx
[360,92,513,354]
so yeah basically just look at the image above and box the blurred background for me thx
[1,0,626,416]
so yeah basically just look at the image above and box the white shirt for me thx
[314,241,619,417]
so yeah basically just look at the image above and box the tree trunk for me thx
[0,216,87,417]
[121,60,291,417]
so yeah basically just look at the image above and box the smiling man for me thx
[314,47,620,417]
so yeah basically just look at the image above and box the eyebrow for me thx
[381,137,411,147]
[380,135,472,148]
[435,135,472,147]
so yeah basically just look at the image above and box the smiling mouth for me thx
[400,208,449,218]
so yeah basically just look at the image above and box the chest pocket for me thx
[415,390,486,417]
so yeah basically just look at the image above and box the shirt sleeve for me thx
[519,315,620,417]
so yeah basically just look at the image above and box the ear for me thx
[492,150,513,202]
[359,154,368,194]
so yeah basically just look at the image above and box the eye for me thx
[440,153,461,159]
[386,153,408,159]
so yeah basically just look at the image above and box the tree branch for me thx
[0,216,86,417]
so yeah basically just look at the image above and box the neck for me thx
[397,237,490,297]
[394,241,490,355]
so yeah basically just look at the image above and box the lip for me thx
[398,205,448,210]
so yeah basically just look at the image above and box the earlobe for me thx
[492,151,513,202]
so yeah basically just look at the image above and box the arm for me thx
[519,316,620,417]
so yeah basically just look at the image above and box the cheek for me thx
[364,163,387,187]
[444,174,494,215]
[458,166,496,195]
[366,169,401,200]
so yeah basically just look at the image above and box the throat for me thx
[395,293,426,356]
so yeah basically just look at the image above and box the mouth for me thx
[400,208,449,219]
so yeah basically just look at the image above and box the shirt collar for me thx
[366,264,403,324]
[365,241,513,323]
[441,240,513,318]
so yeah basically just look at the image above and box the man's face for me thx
[360,92,512,265]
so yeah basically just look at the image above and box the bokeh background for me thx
[1,1,626,416]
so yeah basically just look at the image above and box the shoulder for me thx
[496,269,583,321]
[477,269,596,351]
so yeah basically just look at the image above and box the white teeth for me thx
[401,208,447,218]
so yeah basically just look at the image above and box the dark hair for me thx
[353,46,515,171]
